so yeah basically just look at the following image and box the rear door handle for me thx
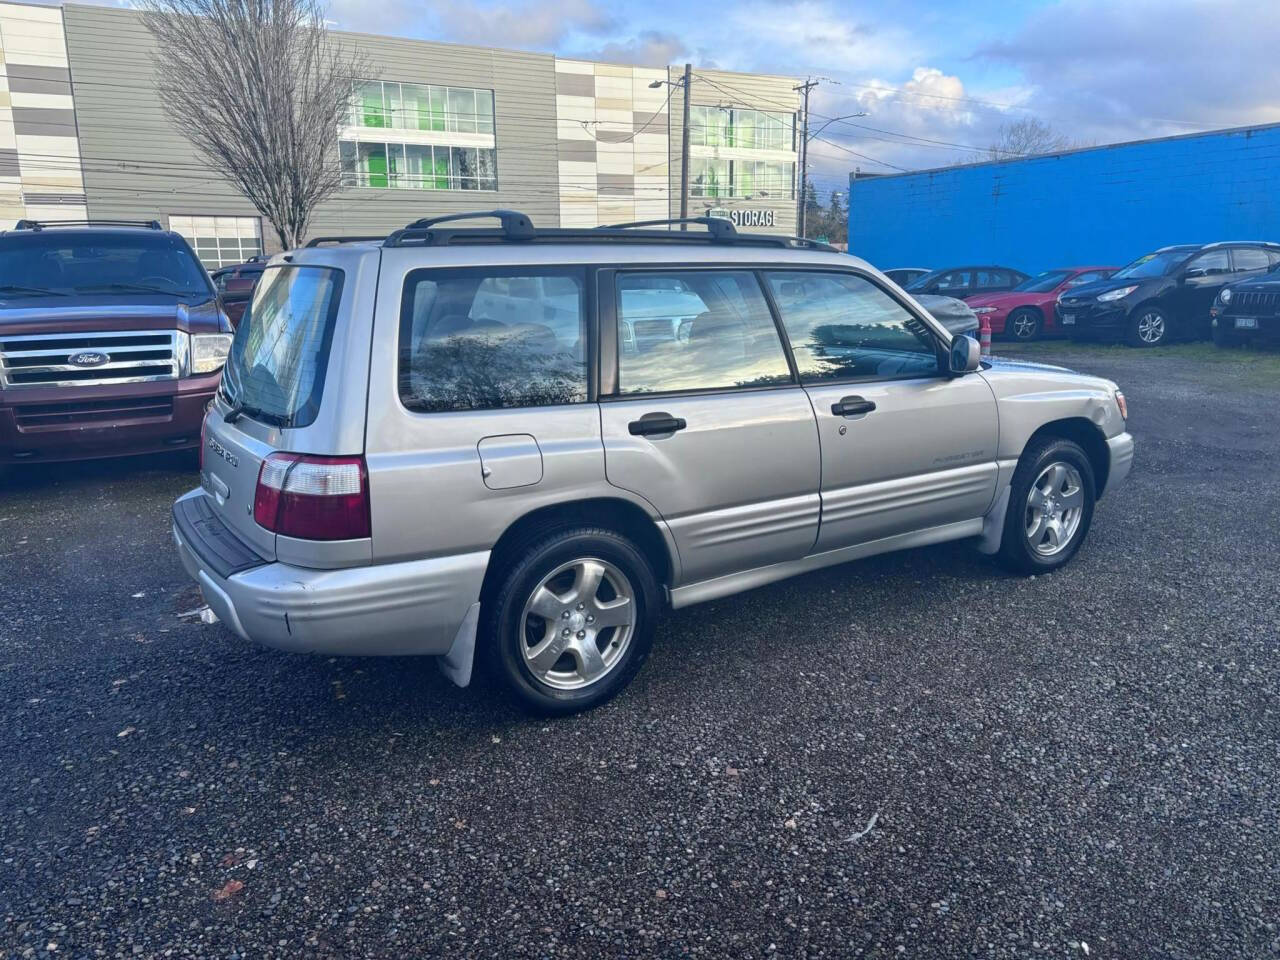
[831,396,877,417]
[628,413,687,437]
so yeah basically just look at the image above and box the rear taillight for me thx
[253,453,371,541]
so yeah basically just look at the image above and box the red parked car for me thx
[967,267,1118,341]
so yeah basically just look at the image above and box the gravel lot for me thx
[2,343,1278,959]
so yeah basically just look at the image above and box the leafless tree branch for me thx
[140,0,367,249]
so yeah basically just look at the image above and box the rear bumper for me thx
[1105,432,1135,494]
[171,489,489,656]
[0,373,219,464]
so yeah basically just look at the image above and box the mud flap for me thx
[976,484,1012,555]
[437,601,481,688]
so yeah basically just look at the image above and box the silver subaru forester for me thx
[173,212,1134,714]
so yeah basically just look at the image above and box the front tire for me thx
[1126,304,1169,347]
[1211,322,1240,348]
[1007,308,1041,341]
[482,526,659,715]
[996,437,1097,575]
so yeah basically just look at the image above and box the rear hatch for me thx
[199,263,347,561]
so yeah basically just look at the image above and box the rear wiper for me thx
[0,284,70,297]
[220,394,288,428]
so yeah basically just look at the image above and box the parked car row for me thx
[887,239,1280,348]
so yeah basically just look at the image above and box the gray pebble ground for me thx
[2,342,1278,959]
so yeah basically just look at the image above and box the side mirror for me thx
[949,334,981,375]
[1184,267,1207,280]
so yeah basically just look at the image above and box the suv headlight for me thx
[1097,285,1138,302]
[191,333,233,374]
[1219,287,1233,304]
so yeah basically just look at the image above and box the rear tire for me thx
[1126,304,1169,347]
[481,526,659,715]
[996,437,1097,575]
[1007,308,1041,342]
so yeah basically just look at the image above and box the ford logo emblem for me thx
[68,351,110,368]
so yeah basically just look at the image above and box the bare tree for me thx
[986,117,1071,161]
[142,0,365,249]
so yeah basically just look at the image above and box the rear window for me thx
[221,265,344,428]
[398,267,587,413]
[0,230,212,299]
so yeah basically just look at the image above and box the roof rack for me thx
[383,209,835,252]
[304,235,387,248]
[13,219,163,231]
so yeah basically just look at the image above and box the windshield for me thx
[904,271,942,292]
[0,231,213,298]
[1113,251,1189,280]
[1013,270,1073,293]
[222,265,344,428]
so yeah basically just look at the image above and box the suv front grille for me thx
[1226,290,1280,317]
[13,395,175,430]
[0,330,182,389]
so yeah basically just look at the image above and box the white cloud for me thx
[328,0,619,49]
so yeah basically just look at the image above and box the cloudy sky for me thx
[319,0,1280,200]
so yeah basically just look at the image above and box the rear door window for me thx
[222,265,344,428]
[615,271,792,395]
[399,267,587,413]
[1231,247,1271,272]
[767,271,940,383]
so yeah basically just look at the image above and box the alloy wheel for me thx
[1137,311,1165,344]
[1024,461,1085,556]
[1013,314,1038,339]
[519,558,636,690]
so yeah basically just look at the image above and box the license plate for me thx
[1062,314,1076,325]
[1235,317,1259,330]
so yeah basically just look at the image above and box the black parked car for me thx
[1210,259,1280,348]
[905,265,1030,301]
[883,267,930,287]
[1058,241,1280,347]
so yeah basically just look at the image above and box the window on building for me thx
[350,79,495,136]
[690,158,793,200]
[168,215,262,269]
[340,141,497,191]
[398,268,587,413]
[690,105,795,151]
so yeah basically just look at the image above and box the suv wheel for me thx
[1008,308,1041,341]
[996,437,1096,575]
[1127,305,1169,347]
[483,526,659,715]
[1211,322,1240,348]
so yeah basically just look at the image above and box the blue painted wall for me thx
[848,124,1280,274]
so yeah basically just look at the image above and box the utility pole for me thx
[793,78,818,238]
[679,62,692,229]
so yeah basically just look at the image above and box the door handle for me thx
[831,396,877,417]
[628,413,687,437]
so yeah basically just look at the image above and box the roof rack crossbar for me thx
[402,209,534,238]
[598,216,739,240]
[13,219,163,231]
[381,209,836,252]
[304,235,386,247]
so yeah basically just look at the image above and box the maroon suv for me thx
[0,220,233,465]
